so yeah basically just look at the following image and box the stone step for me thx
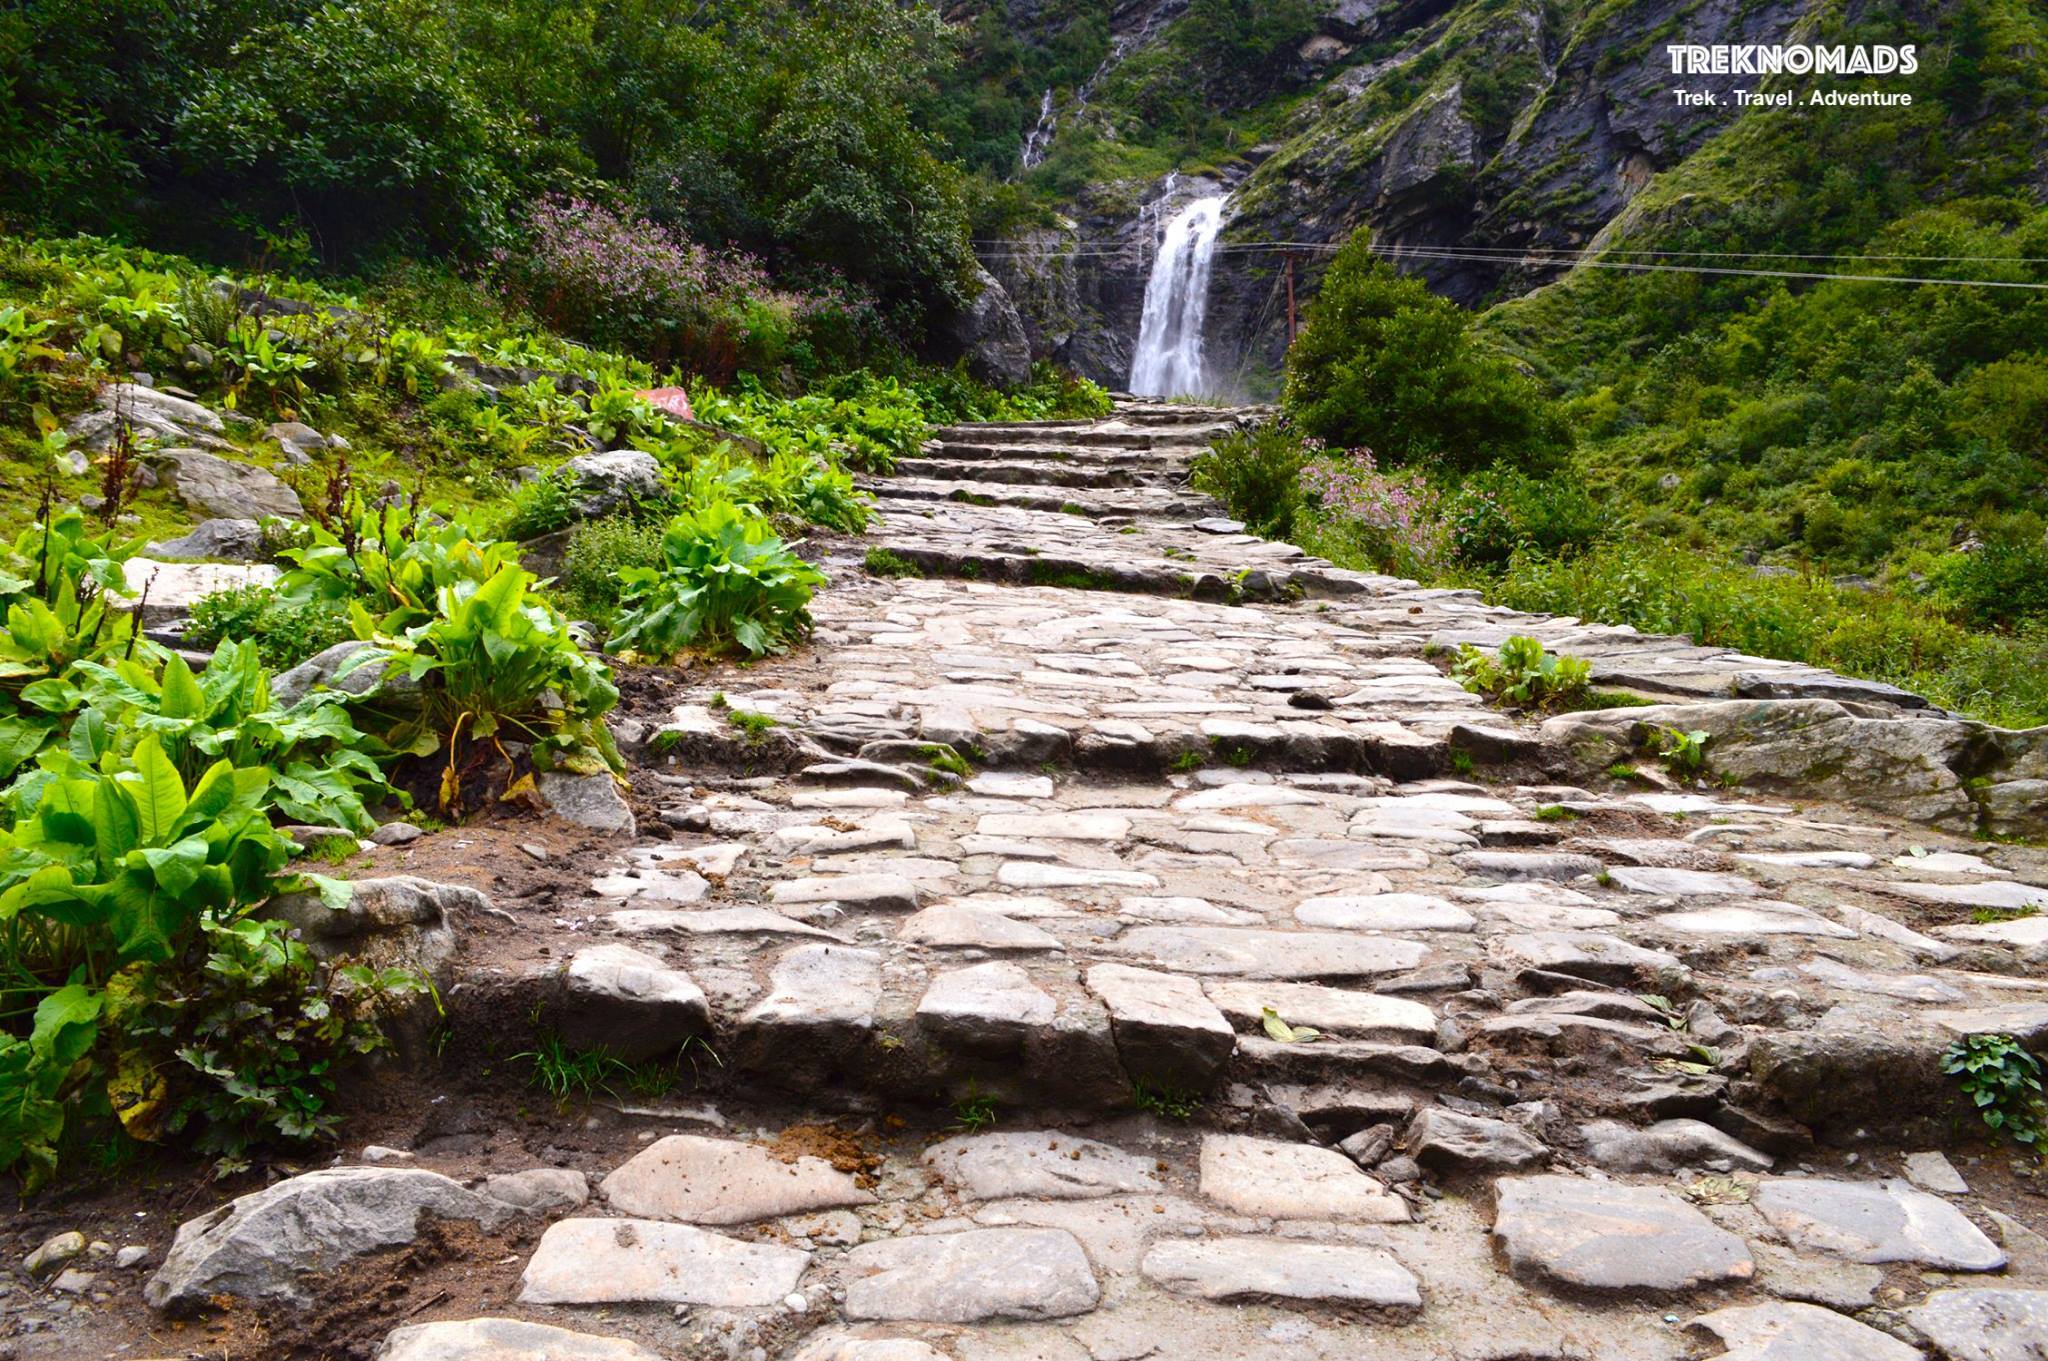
[930,422,1234,448]
[924,439,1208,463]
[867,478,1217,520]
[892,457,1187,490]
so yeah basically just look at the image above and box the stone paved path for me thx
[144,407,2048,1358]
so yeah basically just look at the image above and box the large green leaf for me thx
[125,736,187,844]
[157,653,206,720]
[30,984,102,1067]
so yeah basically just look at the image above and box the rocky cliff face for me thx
[978,0,1881,396]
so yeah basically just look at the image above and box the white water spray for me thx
[1128,194,1227,398]
[1019,89,1057,170]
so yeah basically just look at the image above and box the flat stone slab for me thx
[558,944,708,1061]
[1406,1106,1548,1172]
[601,1135,872,1223]
[518,1219,809,1306]
[379,1318,668,1361]
[1688,1302,1919,1361]
[1118,926,1428,978]
[1908,1288,2048,1361]
[1198,1135,1407,1222]
[1886,881,2048,911]
[792,1337,952,1361]
[743,945,882,1030]
[771,873,922,912]
[1753,1178,2005,1270]
[1582,1119,1772,1173]
[1491,932,1682,985]
[1202,980,1435,1043]
[1606,866,1759,896]
[842,1227,1099,1322]
[897,905,1062,951]
[1294,892,1475,932]
[1657,905,1858,939]
[924,1132,1163,1200]
[917,961,1057,1047]
[1493,1175,1754,1293]
[1086,963,1234,1088]
[999,861,1161,889]
[1140,1238,1420,1310]
[977,812,1130,840]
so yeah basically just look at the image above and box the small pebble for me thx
[114,1246,149,1270]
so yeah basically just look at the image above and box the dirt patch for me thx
[768,1123,883,1186]
[162,1217,537,1361]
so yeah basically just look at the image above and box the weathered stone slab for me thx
[1687,1302,1919,1361]
[998,861,1161,889]
[1140,1238,1420,1310]
[741,945,883,1031]
[1908,1288,2048,1361]
[977,812,1130,840]
[1452,850,1604,881]
[1607,866,1760,896]
[917,961,1057,1049]
[518,1218,808,1305]
[924,1132,1162,1201]
[1203,980,1435,1043]
[1197,1134,1407,1222]
[1490,932,1683,986]
[378,1318,667,1361]
[842,1228,1099,1322]
[1119,927,1428,979]
[1086,962,1234,1088]
[557,944,708,1061]
[1294,892,1474,932]
[1582,1119,1773,1173]
[600,1135,872,1224]
[1753,1178,2005,1270]
[771,874,922,913]
[792,1336,952,1361]
[897,905,1062,951]
[1406,1107,1547,1172]
[1492,1175,1754,1293]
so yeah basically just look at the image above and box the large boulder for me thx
[147,448,305,520]
[120,558,278,625]
[145,1168,516,1310]
[266,875,481,991]
[148,517,265,562]
[560,449,661,517]
[65,383,234,452]
[1542,699,2048,835]
[948,265,1032,390]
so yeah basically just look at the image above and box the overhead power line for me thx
[966,238,2048,289]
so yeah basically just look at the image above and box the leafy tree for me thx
[1285,230,1574,474]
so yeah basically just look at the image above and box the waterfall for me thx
[1019,89,1057,171]
[1128,194,1227,398]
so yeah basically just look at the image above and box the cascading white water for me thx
[1128,194,1227,398]
[1019,89,1057,170]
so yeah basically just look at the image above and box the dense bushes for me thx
[607,501,825,661]
[1284,231,1574,475]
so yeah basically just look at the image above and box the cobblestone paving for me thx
[141,406,2048,1359]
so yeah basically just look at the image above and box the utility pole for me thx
[1284,252,1298,346]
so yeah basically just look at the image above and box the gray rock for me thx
[1116,926,1428,979]
[370,821,424,846]
[1606,866,1759,896]
[518,1218,808,1306]
[146,1168,516,1308]
[1405,1106,1548,1172]
[1490,932,1684,986]
[66,383,228,451]
[23,1232,85,1277]
[119,557,279,625]
[1687,1301,1919,1361]
[947,265,1032,389]
[1203,980,1436,1043]
[897,904,1062,951]
[772,873,923,914]
[560,449,662,517]
[377,1317,666,1361]
[535,770,635,836]
[1086,962,1235,1089]
[791,1338,950,1361]
[148,517,264,561]
[1750,1243,1883,1310]
[1141,1238,1420,1309]
[916,961,1056,1051]
[600,1135,872,1224]
[924,1132,1163,1201]
[478,1169,589,1214]
[1582,1119,1773,1173]
[1753,1177,2005,1270]
[1492,1175,1754,1293]
[264,421,328,463]
[1903,1150,1968,1195]
[271,640,415,708]
[1198,1134,1407,1222]
[557,944,709,1060]
[843,1227,1099,1322]
[265,875,478,992]
[1908,1287,2048,1361]
[1451,850,1604,881]
[147,448,304,520]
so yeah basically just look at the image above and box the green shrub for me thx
[1930,520,2048,628]
[607,500,825,659]
[1284,229,1573,475]
[0,739,416,1186]
[1190,424,1306,537]
[184,585,352,671]
[1451,635,1593,711]
[499,469,585,542]
[277,498,523,634]
[556,518,667,629]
